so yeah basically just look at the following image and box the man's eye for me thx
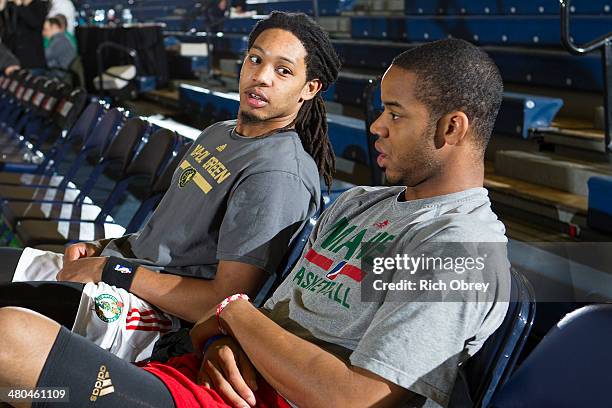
[248,55,260,63]
[277,67,291,76]
[389,112,400,120]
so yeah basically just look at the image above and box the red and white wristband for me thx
[215,293,250,335]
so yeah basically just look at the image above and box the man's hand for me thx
[198,336,258,408]
[4,65,19,75]
[57,257,107,283]
[64,242,103,262]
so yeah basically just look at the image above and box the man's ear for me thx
[437,111,470,146]
[300,79,323,102]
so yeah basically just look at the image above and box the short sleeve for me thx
[217,171,317,275]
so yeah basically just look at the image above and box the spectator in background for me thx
[4,0,47,70]
[47,0,74,33]
[0,42,19,75]
[42,16,75,70]
[47,13,77,50]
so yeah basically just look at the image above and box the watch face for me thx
[178,167,196,188]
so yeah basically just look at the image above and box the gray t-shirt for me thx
[264,186,510,407]
[99,120,321,279]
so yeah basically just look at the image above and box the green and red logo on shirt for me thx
[292,216,397,309]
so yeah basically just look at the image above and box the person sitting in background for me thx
[42,16,76,70]
[48,13,78,50]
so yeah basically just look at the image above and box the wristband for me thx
[202,334,226,355]
[215,293,250,335]
[101,256,139,291]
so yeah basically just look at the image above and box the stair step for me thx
[494,150,612,196]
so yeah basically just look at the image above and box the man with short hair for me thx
[0,39,510,407]
[0,11,339,362]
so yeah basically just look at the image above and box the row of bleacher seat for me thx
[168,13,611,49]
[79,0,612,17]
[166,24,604,93]
[349,15,612,46]
[404,0,612,15]
[0,70,192,251]
[178,78,562,171]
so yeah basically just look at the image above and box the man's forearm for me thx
[222,302,403,408]
[129,268,225,322]
[129,260,267,323]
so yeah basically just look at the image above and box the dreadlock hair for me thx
[248,11,341,190]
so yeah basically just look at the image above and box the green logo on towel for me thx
[94,294,123,323]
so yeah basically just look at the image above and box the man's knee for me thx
[0,307,60,362]
[0,307,61,389]
[0,306,31,333]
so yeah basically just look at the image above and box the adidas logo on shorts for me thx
[90,365,115,401]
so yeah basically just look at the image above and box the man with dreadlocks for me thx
[0,11,340,362]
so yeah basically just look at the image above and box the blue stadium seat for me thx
[0,117,149,230]
[587,176,612,233]
[497,93,563,139]
[0,100,103,184]
[489,304,612,407]
[327,113,369,166]
[449,268,536,407]
[0,108,125,206]
[333,39,604,92]
[350,15,612,47]
[14,128,178,246]
[123,140,193,234]
[404,0,612,15]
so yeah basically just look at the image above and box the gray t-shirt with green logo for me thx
[264,186,510,407]
[99,120,321,278]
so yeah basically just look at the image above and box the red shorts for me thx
[142,353,292,408]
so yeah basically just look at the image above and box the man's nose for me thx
[252,64,274,86]
[370,115,387,137]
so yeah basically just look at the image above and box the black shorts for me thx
[35,327,176,408]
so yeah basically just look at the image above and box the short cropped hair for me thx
[46,17,63,28]
[392,39,503,152]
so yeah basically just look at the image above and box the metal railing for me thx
[560,0,612,153]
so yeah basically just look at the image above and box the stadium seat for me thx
[587,176,612,233]
[0,108,124,205]
[0,117,148,229]
[0,78,83,166]
[0,90,91,187]
[14,128,177,246]
[123,140,193,234]
[449,267,536,407]
[489,304,612,407]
